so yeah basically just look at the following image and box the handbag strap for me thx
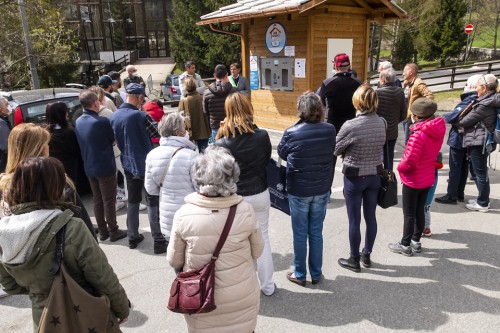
[50,225,67,276]
[211,204,237,261]
[159,147,184,187]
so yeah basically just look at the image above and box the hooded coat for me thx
[398,117,446,189]
[202,81,235,129]
[167,193,263,333]
[458,91,499,147]
[0,204,129,332]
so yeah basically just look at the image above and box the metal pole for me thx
[18,0,39,89]
[82,19,93,84]
[109,19,116,63]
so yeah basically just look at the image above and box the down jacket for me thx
[202,81,235,129]
[458,91,499,148]
[398,117,446,189]
[278,120,336,197]
[145,136,197,238]
[444,91,477,149]
[0,204,129,332]
[167,193,263,333]
[376,84,407,141]
[335,112,386,176]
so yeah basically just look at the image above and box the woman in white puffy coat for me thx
[167,146,263,333]
[145,112,198,240]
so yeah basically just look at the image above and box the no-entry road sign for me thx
[465,24,474,35]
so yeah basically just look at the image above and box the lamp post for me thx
[108,18,116,63]
[82,18,92,83]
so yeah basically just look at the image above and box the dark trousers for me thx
[446,147,468,200]
[469,146,490,207]
[197,139,209,153]
[344,175,380,256]
[124,170,163,242]
[401,184,430,246]
[88,175,118,235]
[382,139,397,171]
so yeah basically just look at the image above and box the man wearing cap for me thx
[124,65,146,88]
[402,63,434,143]
[108,71,125,107]
[110,83,165,252]
[179,60,206,97]
[97,75,117,112]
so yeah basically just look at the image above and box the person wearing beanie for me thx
[435,74,481,206]
[458,74,500,212]
[389,98,445,256]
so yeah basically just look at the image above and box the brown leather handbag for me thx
[167,204,237,314]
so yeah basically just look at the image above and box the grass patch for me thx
[434,90,462,102]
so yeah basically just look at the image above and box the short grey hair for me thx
[158,112,185,137]
[380,68,396,83]
[378,61,393,71]
[191,146,240,197]
[297,92,324,123]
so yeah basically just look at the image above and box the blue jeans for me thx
[382,139,397,171]
[288,192,329,280]
[343,175,380,256]
[468,146,490,207]
[446,147,468,200]
[209,128,219,144]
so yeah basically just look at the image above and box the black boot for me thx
[360,252,371,268]
[154,241,168,254]
[338,256,361,272]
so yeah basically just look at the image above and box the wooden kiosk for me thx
[198,0,406,130]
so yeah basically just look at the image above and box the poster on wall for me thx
[265,23,286,54]
[295,58,306,78]
[250,55,259,90]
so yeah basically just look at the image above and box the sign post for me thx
[464,24,474,62]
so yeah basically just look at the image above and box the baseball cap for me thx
[333,53,350,68]
[97,75,116,87]
[126,83,147,96]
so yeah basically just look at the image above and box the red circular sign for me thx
[465,24,474,35]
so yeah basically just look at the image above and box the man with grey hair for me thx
[111,83,164,252]
[377,61,402,87]
[124,64,145,88]
[376,68,406,170]
[0,96,12,173]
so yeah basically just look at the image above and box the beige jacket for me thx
[404,77,434,118]
[167,193,263,333]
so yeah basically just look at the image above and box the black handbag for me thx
[378,134,398,209]
[266,158,290,215]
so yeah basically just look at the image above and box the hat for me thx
[477,74,497,86]
[333,53,350,68]
[97,75,116,87]
[411,98,437,119]
[107,71,120,81]
[126,83,147,96]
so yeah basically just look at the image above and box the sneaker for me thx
[153,241,168,254]
[109,229,128,242]
[435,195,457,205]
[466,201,489,213]
[388,242,413,256]
[115,201,126,211]
[139,203,147,211]
[410,240,422,253]
[0,289,9,298]
[422,228,432,237]
[129,234,145,249]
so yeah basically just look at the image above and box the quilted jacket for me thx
[144,136,198,238]
[398,117,446,189]
[167,193,263,333]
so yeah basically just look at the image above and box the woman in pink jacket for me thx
[389,98,445,256]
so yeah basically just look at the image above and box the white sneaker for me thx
[468,199,476,205]
[139,203,147,211]
[0,289,9,298]
[466,201,489,213]
[116,201,126,211]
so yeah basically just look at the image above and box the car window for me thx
[23,97,82,125]
[166,77,172,85]
[173,78,179,86]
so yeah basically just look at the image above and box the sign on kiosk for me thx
[465,24,474,35]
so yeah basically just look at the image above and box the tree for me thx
[416,0,468,67]
[474,0,500,55]
[169,0,241,77]
[0,0,78,89]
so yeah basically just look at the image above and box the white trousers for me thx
[243,189,275,295]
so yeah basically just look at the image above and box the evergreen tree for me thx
[169,0,240,77]
[392,25,416,70]
[416,0,468,67]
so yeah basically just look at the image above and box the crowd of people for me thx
[0,55,498,332]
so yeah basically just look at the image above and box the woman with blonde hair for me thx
[335,85,386,271]
[0,123,95,239]
[215,92,275,296]
[178,77,210,152]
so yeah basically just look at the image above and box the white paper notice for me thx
[285,46,295,57]
[250,55,258,71]
[295,58,306,78]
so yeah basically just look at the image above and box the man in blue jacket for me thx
[75,90,127,242]
[110,84,164,253]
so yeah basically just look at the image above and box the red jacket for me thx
[398,117,445,189]
[143,101,164,144]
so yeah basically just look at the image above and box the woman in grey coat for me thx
[334,85,386,272]
[145,113,198,253]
